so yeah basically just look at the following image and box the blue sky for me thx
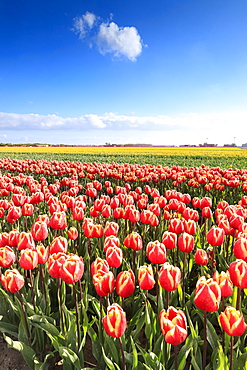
[1,0,247,146]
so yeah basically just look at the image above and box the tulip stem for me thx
[182,253,186,307]
[39,264,47,306]
[119,337,126,370]
[29,269,36,312]
[156,263,159,308]
[17,291,32,347]
[236,287,241,311]
[73,284,81,351]
[57,278,65,335]
[203,311,207,370]
[174,345,178,370]
[230,336,233,370]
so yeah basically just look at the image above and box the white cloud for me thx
[0,111,247,140]
[96,22,143,61]
[72,11,97,39]
[72,12,144,61]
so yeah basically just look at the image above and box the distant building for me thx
[199,143,218,147]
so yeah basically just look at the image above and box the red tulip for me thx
[91,257,109,276]
[138,265,155,290]
[159,306,188,345]
[201,207,213,219]
[146,240,167,264]
[106,245,122,268]
[213,271,233,297]
[0,246,16,268]
[228,259,247,289]
[194,276,221,312]
[168,218,184,234]
[36,243,49,264]
[60,254,84,284]
[159,262,181,291]
[124,232,143,251]
[18,232,36,251]
[19,248,39,270]
[67,227,78,240]
[116,270,135,297]
[1,269,25,293]
[0,233,9,248]
[178,233,194,253]
[183,219,197,235]
[49,236,68,254]
[22,203,34,216]
[48,252,67,279]
[206,227,225,247]
[233,237,247,262]
[93,270,115,297]
[219,306,246,336]
[162,231,177,250]
[31,221,48,241]
[49,211,67,229]
[102,303,127,338]
[194,249,208,266]
[104,221,119,237]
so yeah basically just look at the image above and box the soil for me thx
[0,336,98,370]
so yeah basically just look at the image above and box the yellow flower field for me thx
[0,145,246,157]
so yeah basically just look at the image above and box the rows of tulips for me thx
[1,158,247,369]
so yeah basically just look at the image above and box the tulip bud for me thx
[124,232,143,251]
[159,306,188,345]
[48,252,67,279]
[1,269,25,293]
[206,227,225,247]
[60,254,84,284]
[104,221,119,237]
[22,203,34,216]
[146,240,167,264]
[36,243,49,264]
[116,270,135,297]
[201,207,213,219]
[168,218,184,234]
[0,246,16,268]
[19,248,39,270]
[49,211,67,229]
[31,221,48,241]
[219,306,247,336]
[159,262,181,291]
[138,265,155,290]
[102,303,127,338]
[194,249,208,266]
[91,257,109,276]
[18,232,36,251]
[228,259,247,289]
[213,271,233,297]
[183,219,197,235]
[106,245,122,268]
[67,227,78,241]
[194,276,221,312]
[49,236,68,254]
[0,233,9,248]
[178,233,194,253]
[93,270,115,297]
[233,237,247,262]
[162,231,177,250]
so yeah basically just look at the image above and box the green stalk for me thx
[203,311,207,370]
[73,284,81,351]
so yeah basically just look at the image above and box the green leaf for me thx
[101,345,116,370]
[59,347,82,370]
[3,334,42,369]
[130,335,139,369]
[177,335,194,370]
[0,320,18,338]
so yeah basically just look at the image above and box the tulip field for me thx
[1,149,247,369]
